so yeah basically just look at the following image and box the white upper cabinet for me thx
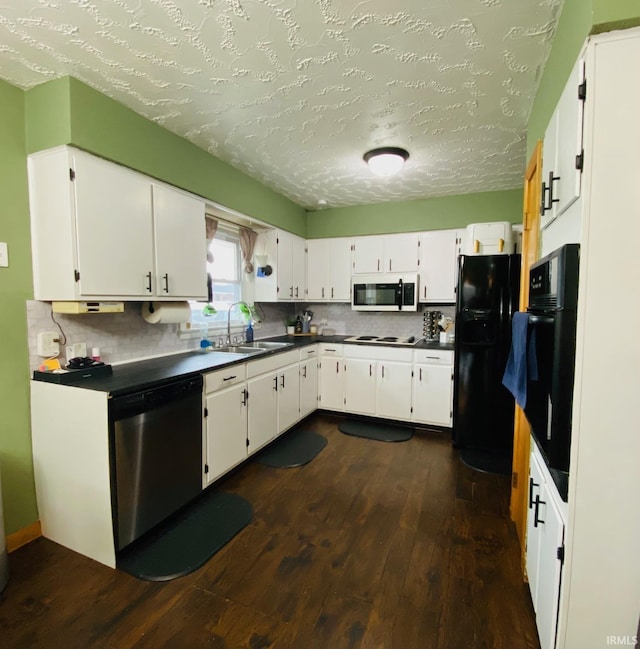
[306,237,351,302]
[352,233,419,274]
[418,229,458,303]
[541,57,585,228]
[254,228,306,302]
[28,146,207,301]
[152,184,207,298]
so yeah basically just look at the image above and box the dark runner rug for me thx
[117,491,252,582]
[338,419,413,442]
[255,429,327,468]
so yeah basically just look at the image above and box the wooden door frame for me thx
[510,140,542,574]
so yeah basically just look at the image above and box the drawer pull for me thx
[222,375,237,382]
[533,495,546,527]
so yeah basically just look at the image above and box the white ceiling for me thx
[0,0,562,211]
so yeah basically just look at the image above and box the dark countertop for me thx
[33,334,454,396]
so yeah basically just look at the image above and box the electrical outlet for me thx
[66,342,87,360]
[37,331,60,357]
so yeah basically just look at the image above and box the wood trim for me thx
[510,139,542,574]
[6,520,42,553]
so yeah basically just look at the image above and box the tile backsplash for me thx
[26,300,454,372]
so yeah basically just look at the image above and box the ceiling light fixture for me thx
[363,147,410,177]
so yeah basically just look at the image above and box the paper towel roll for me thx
[142,301,191,324]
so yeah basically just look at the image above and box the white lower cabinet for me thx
[376,359,413,420]
[526,442,565,649]
[247,371,279,453]
[278,362,300,433]
[412,350,454,426]
[299,345,319,418]
[319,344,344,411]
[344,357,376,414]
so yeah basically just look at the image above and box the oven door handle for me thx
[528,314,555,324]
[396,279,403,310]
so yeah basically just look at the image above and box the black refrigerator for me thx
[453,254,520,474]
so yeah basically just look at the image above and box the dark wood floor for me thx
[0,414,539,649]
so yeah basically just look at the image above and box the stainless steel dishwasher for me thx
[110,375,203,551]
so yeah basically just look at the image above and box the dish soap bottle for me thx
[246,321,254,343]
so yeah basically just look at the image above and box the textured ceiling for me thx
[0,0,562,210]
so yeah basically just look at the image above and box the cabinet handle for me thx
[322,287,325,299]
[419,368,422,381]
[369,364,372,377]
[222,375,237,382]
[302,365,307,378]
[529,477,538,508]
[325,348,336,352]
[289,286,293,298]
[336,361,339,374]
[241,388,248,406]
[547,170,560,210]
[281,374,285,388]
[423,285,427,300]
[533,495,546,527]
[145,271,152,293]
[389,259,392,272]
[425,356,439,360]
[295,287,299,298]
[162,273,169,293]
[331,287,334,298]
[377,259,380,272]
[273,376,278,391]
[381,365,385,378]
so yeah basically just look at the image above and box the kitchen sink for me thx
[216,345,265,355]
[240,341,293,350]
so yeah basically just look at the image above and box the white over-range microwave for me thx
[351,274,419,311]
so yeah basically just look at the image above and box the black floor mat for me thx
[459,447,512,475]
[117,491,252,582]
[338,419,413,442]
[255,429,327,468]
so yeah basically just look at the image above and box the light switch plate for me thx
[0,242,8,267]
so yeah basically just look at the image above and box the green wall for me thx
[307,189,523,238]
[25,77,307,237]
[0,79,39,535]
[593,0,640,31]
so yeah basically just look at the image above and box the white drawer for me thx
[319,343,343,356]
[204,363,246,393]
[413,349,454,365]
[246,349,299,378]
[299,344,318,361]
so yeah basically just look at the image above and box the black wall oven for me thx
[525,243,580,501]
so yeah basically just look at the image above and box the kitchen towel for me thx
[502,312,538,409]
[142,301,191,324]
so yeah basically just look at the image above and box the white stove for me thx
[344,335,421,346]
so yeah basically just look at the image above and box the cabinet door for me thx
[554,57,584,217]
[278,363,300,433]
[376,361,412,420]
[152,184,207,299]
[419,230,457,303]
[306,239,328,300]
[412,363,453,426]
[385,233,419,273]
[344,358,377,415]
[205,384,248,484]
[247,372,278,452]
[277,230,294,301]
[353,235,384,273]
[319,356,344,410]
[526,451,545,610]
[291,234,306,301]
[328,237,353,301]
[72,151,154,297]
[299,358,319,418]
[541,111,559,230]
[535,483,565,649]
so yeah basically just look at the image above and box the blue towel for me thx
[502,312,538,409]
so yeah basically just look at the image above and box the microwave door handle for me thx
[397,279,403,310]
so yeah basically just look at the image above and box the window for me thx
[186,226,245,334]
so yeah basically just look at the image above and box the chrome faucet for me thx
[227,301,249,344]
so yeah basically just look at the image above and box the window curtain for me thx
[205,217,218,263]
[239,227,257,273]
